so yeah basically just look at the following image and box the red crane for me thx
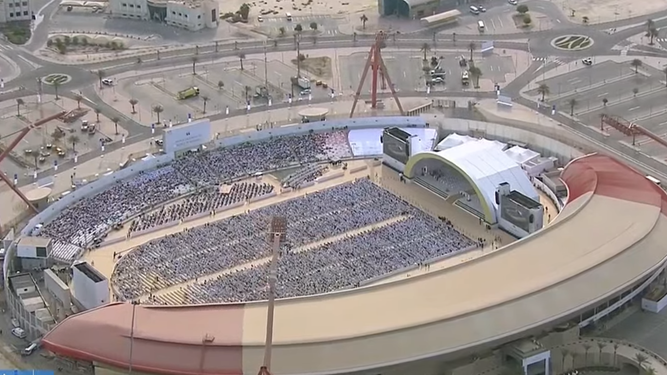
[0,111,67,213]
[350,31,405,117]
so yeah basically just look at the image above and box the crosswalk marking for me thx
[532,57,566,66]
[0,44,15,51]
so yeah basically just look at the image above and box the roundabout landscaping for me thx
[551,35,594,50]
[42,74,72,85]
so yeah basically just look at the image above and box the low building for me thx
[109,0,218,31]
[0,0,33,23]
[378,0,440,18]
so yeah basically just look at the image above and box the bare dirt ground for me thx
[218,0,377,16]
[553,0,667,24]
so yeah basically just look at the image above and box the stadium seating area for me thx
[281,164,328,189]
[34,133,353,262]
[129,182,274,234]
[113,179,475,302]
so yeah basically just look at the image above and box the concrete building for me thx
[0,0,33,23]
[378,0,440,18]
[110,0,218,31]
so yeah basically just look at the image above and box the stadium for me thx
[4,115,667,375]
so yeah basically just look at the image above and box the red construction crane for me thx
[350,31,405,117]
[0,111,67,213]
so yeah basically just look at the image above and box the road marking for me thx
[660,121,667,126]
[567,77,581,83]
[490,65,494,71]
[629,106,641,111]
[490,18,496,29]
[498,17,503,28]
[403,71,406,78]
[556,19,561,23]
[597,92,608,97]
[497,66,501,72]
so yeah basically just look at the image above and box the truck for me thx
[291,76,311,90]
[177,87,200,100]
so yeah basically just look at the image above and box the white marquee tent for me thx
[435,133,476,151]
[505,146,539,165]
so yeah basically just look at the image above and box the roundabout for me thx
[41,73,72,85]
[551,35,594,50]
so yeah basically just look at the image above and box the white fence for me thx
[532,177,564,212]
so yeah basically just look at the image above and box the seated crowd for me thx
[281,164,328,189]
[129,182,274,234]
[173,131,353,186]
[114,179,475,302]
[35,132,353,253]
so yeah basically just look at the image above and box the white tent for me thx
[477,138,507,152]
[436,133,475,151]
[505,146,540,165]
[435,141,538,221]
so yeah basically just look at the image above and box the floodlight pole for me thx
[263,216,287,372]
[128,300,139,375]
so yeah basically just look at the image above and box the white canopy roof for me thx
[505,146,540,165]
[436,141,538,220]
[435,133,475,151]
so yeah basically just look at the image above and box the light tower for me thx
[349,31,405,117]
[261,216,287,375]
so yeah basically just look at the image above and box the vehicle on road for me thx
[508,0,517,4]
[88,123,96,134]
[286,12,292,21]
[469,5,480,14]
[155,139,164,147]
[257,15,263,22]
[81,119,89,131]
[478,5,486,12]
[428,77,445,85]
[461,70,470,85]
[11,328,26,339]
[292,76,311,89]
[459,56,468,67]
[300,88,311,96]
[22,342,38,356]
[102,79,114,86]
[478,20,485,32]
[177,87,200,100]
[582,58,593,66]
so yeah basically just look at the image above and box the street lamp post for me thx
[128,300,139,375]
[263,216,287,371]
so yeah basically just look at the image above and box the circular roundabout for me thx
[551,35,594,50]
[42,73,72,85]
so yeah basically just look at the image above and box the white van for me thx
[285,12,292,21]
[477,20,485,31]
[11,327,26,339]
[22,343,38,356]
[469,5,480,14]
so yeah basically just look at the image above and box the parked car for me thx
[101,79,114,86]
[11,328,26,339]
[478,5,486,11]
[508,0,518,4]
[459,56,468,67]
[582,58,593,66]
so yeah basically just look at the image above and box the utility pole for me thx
[263,216,287,371]
[264,41,269,88]
[128,300,139,375]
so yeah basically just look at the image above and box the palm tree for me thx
[645,367,657,375]
[468,42,476,62]
[635,353,648,370]
[602,97,608,106]
[53,81,60,100]
[129,98,138,114]
[582,343,591,365]
[218,80,224,90]
[310,22,318,31]
[537,83,550,102]
[152,104,164,123]
[294,23,303,32]
[74,94,83,109]
[96,69,105,88]
[633,87,639,97]
[569,98,577,116]
[191,56,198,75]
[469,66,482,88]
[238,53,246,70]
[111,117,120,135]
[360,14,368,29]
[597,342,606,364]
[94,108,101,122]
[420,43,430,61]
[51,129,63,143]
[631,58,643,73]
[15,98,24,116]
[68,135,80,153]
[279,26,286,36]
[649,27,658,45]
[201,95,209,114]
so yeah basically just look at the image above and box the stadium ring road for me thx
[31,135,667,375]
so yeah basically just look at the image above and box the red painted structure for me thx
[0,111,67,212]
[600,113,667,148]
[349,31,405,117]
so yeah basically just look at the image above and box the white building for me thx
[0,0,33,23]
[110,0,218,31]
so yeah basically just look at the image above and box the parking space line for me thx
[490,18,496,29]
[660,121,667,126]
[497,17,503,28]
[597,92,608,97]
[489,66,494,71]
[629,106,641,111]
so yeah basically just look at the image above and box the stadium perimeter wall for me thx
[5,116,583,344]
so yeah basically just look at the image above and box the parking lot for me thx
[339,51,514,93]
[528,60,667,157]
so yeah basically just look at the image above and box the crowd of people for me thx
[113,179,475,302]
[173,132,353,186]
[128,182,274,234]
[35,132,353,254]
[281,164,328,189]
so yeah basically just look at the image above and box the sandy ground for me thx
[554,0,667,24]
[218,0,377,17]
